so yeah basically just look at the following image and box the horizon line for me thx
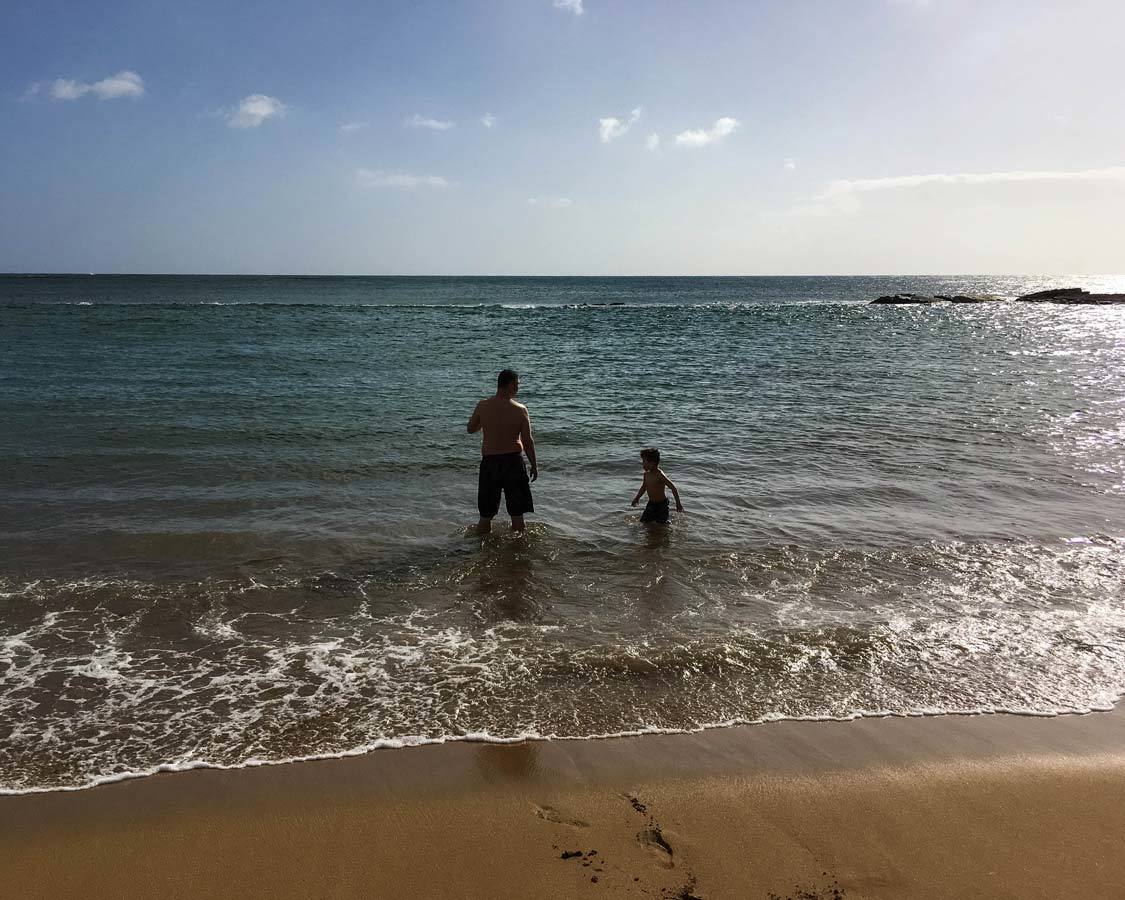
[3,271,1121,279]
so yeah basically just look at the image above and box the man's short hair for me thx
[640,447,661,465]
[497,369,519,389]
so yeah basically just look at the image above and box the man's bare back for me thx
[469,395,532,456]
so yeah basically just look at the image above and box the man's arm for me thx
[520,409,538,481]
[467,401,482,434]
[661,472,684,511]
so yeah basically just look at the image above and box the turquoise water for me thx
[2,274,1124,792]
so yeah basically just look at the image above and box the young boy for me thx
[631,448,684,524]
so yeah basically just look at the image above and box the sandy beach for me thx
[4,708,1125,900]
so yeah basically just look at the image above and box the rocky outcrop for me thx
[870,293,995,305]
[1016,288,1125,304]
[871,287,1125,305]
[870,293,936,304]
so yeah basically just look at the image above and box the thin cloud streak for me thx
[357,169,450,189]
[790,165,1125,216]
[674,117,739,147]
[38,70,145,101]
[406,114,454,130]
[821,166,1125,197]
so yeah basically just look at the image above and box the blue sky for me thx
[3,0,1124,274]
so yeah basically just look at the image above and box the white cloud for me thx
[339,121,367,134]
[674,116,739,147]
[44,70,145,101]
[792,165,1125,216]
[406,113,454,130]
[90,71,145,99]
[227,94,287,128]
[553,0,584,14]
[599,107,641,143]
[821,166,1125,198]
[646,133,661,152]
[528,197,573,208]
[784,158,797,171]
[481,113,496,128]
[50,79,89,100]
[358,169,449,189]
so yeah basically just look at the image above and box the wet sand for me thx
[3,708,1125,899]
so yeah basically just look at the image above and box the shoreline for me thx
[4,707,1125,899]
[3,701,1123,798]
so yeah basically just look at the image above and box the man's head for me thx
[497,368,519,397]
[640,447,660,470]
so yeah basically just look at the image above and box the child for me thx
[631,447,684,524]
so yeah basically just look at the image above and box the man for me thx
[467,369,539,533]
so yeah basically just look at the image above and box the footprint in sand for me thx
[638,826,675,868]
[533,804,590,828]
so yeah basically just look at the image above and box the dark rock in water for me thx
[1016,287,1125,304]
[870,293,935,305]
[1018,287,1089,301]
[871,292,997,305]
[934,294,995,303]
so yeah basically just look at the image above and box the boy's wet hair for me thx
[640,447,660,465]
[497,369,519,389]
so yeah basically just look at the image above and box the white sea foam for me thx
[2,703,1119,796]
[2,539,1124,795]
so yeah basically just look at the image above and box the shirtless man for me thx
[467,369,539,533]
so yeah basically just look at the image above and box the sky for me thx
[2,0,1124,275]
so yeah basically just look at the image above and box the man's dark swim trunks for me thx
[640,498,670,524]
[478,451,534,518]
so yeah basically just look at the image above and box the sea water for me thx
[1,274,1124,792]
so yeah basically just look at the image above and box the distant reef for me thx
[869,293,998,305]
[1014,288,1125,305]
[871,287,1125,305]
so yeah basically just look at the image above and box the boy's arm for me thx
[661,472,684,511]
[467,401,482,434]
[631,479,646,506]
[520,409,538,481]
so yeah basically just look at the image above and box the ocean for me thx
[2,274,1124,793]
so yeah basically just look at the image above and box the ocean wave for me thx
[2,538,1123,793]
